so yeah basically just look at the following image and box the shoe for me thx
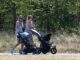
[10,48,14,54]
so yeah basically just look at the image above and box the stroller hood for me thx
[42,33,51,41]
[31,29,52,42]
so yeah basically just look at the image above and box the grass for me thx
[51,31,80,53]
[0,31,20,52]
[0,31,80,53]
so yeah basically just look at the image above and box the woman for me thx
[25,15,34,46]
[10,15,24,53]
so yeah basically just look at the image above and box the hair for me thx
[18,15,23,20]
[27,15,33,20]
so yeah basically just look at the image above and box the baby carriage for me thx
[31,29,57,54]
[18,30,57,54]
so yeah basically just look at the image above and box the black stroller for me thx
[31,29,57,54]
[18,30,57,54]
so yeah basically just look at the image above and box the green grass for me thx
[0,31,15,52]
[52,31,80,53]
[0,31,80,53]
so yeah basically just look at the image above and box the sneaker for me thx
[10,48,14,54]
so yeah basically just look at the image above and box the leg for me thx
[20,42,24,50]
[10,39,20,54]
[12,39,20,50]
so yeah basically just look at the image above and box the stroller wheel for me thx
[32,48,41,54]
[42,51,47,54]
[36,48,41,54]
[19,48,28,55]
[19,50,26,55]
[50,46,57,54]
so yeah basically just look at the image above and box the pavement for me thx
[0,53,80,57]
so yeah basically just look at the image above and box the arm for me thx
[15,21,18,35]
[31,20,34,29]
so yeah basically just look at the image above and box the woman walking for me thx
[10,15,24,54]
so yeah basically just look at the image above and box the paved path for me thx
[0,53,80,57]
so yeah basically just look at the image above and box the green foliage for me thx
[0,0,80,32]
